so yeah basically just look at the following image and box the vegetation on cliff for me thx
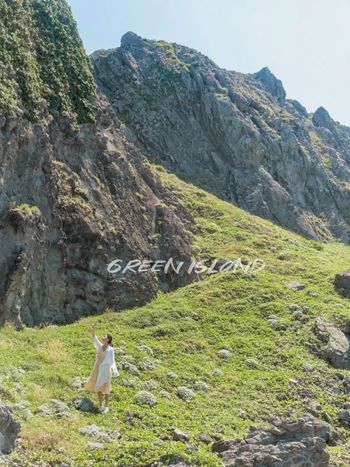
[0,0,96,122]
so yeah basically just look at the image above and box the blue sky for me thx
[67,0,350,126]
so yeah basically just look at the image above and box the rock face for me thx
[0,401,20,454]
[0,8,194,327]
[92,32,350,242]
[212,417,331,466]
[0,103,193,327]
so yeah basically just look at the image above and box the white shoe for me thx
[100,407,109,414]
[98,406,104,413]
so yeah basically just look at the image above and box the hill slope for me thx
[1,166,350,465]
[92,32,350,242]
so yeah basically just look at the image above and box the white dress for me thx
[85,336,118,395]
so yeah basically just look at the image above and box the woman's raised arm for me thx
[91,321,102,351]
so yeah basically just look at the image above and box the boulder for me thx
[334,271,350,296]
[212,417,332,466]
[0,401,20,454]
[217,349,232,359]
[72,397,96,413]
[172,428,189,442]
[37,399,72,419]
[314,318,350,369]
[176,387,195,401]
[135,391,157,407]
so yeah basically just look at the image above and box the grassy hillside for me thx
[0,0,96,122]
[1,165,350,466]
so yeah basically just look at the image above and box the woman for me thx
[85,321,118,413]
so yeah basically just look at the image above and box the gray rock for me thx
[254,67,286,103]
[198,432,214,444]
[284,281,306,291]
[0,103,193,327]
[335,270,350,296]
[194,381,210,392]
[246,358,259,369]
[121,361,140,376]
[121,378,139,388]
[314,318,350,368]
[159,390,171,399]
[70,377,86,390]
[172,428,189,442]
[337,410,350,427]
[167,372,179,380]
[86,442,104,451]
[80,424,121,441]
[141,379,158,390]
[217,349,232,359]
[0,401,20,454]
[137,359,156,371]
[303,362,315,372]
[37,399,72,419]
[135,391,157,407]
[212,417,332,466]
[138,345,154,356]
[176,387,195,401]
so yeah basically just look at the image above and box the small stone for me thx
[176,386,195,401]
[121,361,140,376]
[86,442,104,451]
[141,379,158,390]
[194,381,210,392]
[284,281,305,291]
[292,310,304,321]
[307,290,319,297]
[114,348,125,356]
[303,362,314,372]
[246,358,259,369]
[172,428,189,442]
[198,432,213,444]
[217,349,232,359]
[121,378,138,388]
[268,319,278,329]
[137,359,156,371]
[167,372,179,380]
[159,390,171,399]
[138,345,154,356]
[135,391,157,407]
[288,304,299,311]
[212,368,223,377]
[71,377,85,390]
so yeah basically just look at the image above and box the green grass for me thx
[2,166,350,465]
[0,0,96,122]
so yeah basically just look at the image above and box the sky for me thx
[67,0,350,126]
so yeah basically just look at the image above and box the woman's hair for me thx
[106,334,113,345]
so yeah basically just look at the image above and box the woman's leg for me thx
[98,391,104,408]
[104,394,110,408]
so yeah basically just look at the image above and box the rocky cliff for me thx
[92,32,350,242]
[0,4,193,326]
